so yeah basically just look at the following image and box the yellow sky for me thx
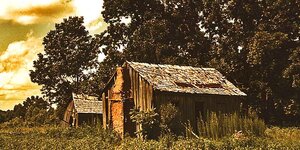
[0,0,107,110]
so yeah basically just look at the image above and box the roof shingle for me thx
[72,93,102,114]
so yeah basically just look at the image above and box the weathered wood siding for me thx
[63,100,78,127]
[102,92,107,128]
[102,73,116,129]
[153,91,242,130]
[128,67,153,111]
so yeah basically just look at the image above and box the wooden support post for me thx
[102,93,107,129]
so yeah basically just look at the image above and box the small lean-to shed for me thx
[63,93,102,127]
[101,61,246,136]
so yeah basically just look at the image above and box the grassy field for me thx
[1,125,300,150]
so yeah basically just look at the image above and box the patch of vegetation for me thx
[0,126,120,150]
[129,108,158,139]
[197,112,266,139]
[159,102,180,136]
[0,126,299,149]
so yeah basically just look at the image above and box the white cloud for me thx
[0,0,56,11]
[72,0,106,33]
[0,35,43,110]
[0,0,106,110]
[0,0,106,31]
[73,0,103,24]
[0,0,74,25]
[0,89,41,110]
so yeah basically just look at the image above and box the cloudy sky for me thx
[0,0,106,110]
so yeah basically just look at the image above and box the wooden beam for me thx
[102,93,107,129]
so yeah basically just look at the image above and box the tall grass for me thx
[1,125,300,149]
[197,112,266,139]
[265,126,300,142]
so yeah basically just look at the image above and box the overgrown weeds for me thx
[0,126,300,149]
[197,112,266,139]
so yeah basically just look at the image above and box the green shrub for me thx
[130,108,158,139]
[0,117,24,128]
[159,102,180,135]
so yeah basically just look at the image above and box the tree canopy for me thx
[97,0,300,125]
[2,96,51,123]
[30,16,100,115]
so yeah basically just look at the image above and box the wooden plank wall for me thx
[128,67,153,111]
[102,93,107,129]
[102,75,116,129]
[153,91,242,130]
[63,100,75,127]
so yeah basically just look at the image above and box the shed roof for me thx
[72,93,102,114]
[126,61,246,96]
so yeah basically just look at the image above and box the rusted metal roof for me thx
[72,93,102,114]
[126,61,246,96]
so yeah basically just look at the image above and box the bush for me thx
[159,102,180,135]
[0,117,24,128]
[130,108,158,139]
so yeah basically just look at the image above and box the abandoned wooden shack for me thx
[63,93,102,127]
[101,61,246,136]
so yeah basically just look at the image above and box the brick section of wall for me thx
[111,101,123,135]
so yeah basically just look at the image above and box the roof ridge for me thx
[127,61,216,70]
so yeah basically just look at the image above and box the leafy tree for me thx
[12,104,26,119]
[96,0,210,85]
[22,98,59,126]
[5,96,58,126]
[30,16,100,115]
[201,0,300,124]
[3,110,14,122]
[284,46,300,88]
[23,96,49,110]
[0,110,6,123]
[25,106,50,126]
[97,0,300,125]
[9,96,49,120]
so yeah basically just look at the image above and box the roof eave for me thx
[154,89,247,97]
